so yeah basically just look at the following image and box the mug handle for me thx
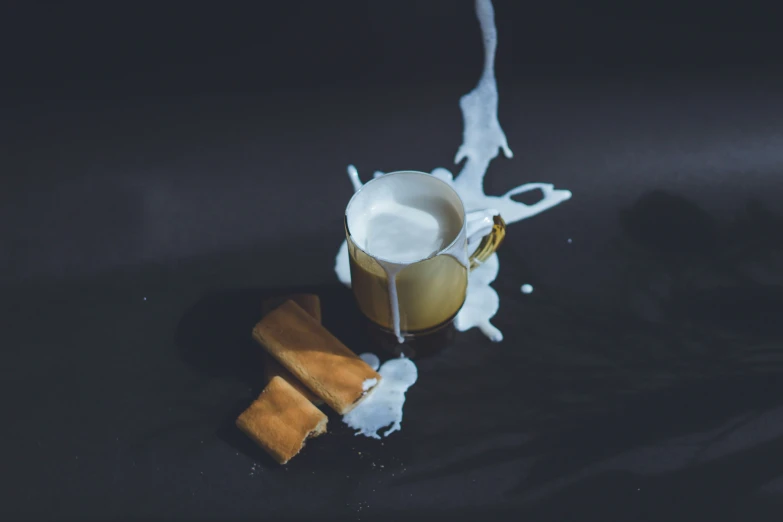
[466,210,506,270]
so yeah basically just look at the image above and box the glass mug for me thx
[344,171,505,345]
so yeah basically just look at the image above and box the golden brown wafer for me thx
[261,294,324,405]
[253,300,381,414]
[235,376,328,465]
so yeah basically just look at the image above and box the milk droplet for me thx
[521,284,534,294]
[359,353,380,371]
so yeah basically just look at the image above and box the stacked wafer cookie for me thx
[236,295,381,464]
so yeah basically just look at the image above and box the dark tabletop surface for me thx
[3,1,783,521]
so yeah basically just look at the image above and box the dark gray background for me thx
[2,1,783,520]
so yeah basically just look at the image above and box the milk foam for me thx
[343,353,418,439]
[355,200,449,264]
[334,0,572,342]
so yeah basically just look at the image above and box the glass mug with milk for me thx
[345,171,505,346]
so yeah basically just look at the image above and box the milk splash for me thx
[343,353,418,439]
[334,0,572,342]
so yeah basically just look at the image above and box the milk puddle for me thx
[343,353,418,439]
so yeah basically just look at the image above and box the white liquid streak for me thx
[377,261,406,344]
[334,0,572,341]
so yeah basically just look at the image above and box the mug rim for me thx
[344,170,466,266]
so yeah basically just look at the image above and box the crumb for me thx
[567,238,572,244]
